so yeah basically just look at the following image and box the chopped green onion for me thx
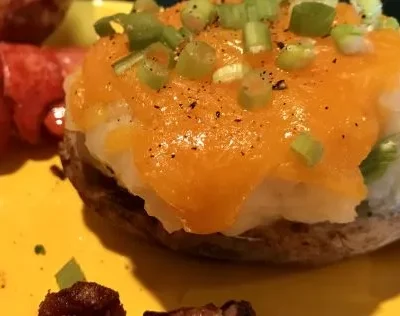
[161,26,185,49]
[93,13,130,37]
[238,70,272,110]
[276,41,316,71]
[331,24,371,55]
[377,16,400,30]
[243,21,272,53]
[360,134,400,184]
[291,133,324,167]
[112,51,144,76]
[217,3,247,29]
[179,27,194,41]
[289,1,336,37]
[55,257,86,290]
[176,41,216,79]
[137,42,172,89]
[34,244,46,255]
[212,63,251,83]
[245,0,259,22]
[181,0,216,33]
[94,16,117,37]
[246,0,280,22]
[350,0,382,26]
[133,0,159,13]
[125,12,163,50]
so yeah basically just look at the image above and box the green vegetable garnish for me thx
[161,26,185,49]
[243,21,272,53]
[137,42,173,90]
[179,27,194,41]
[217,3,247,29]
[34,244,46,255]
[238,70,272,110]
[112,51,144,76]
[181,0,216,33]
[350,0,382,26]
[176,41,216,79]
[212,63,251,84]
[55,257,86,290]
[245,0,280,22]
[360,134,400,184]
[125,12,163,50]
[331,24,370,55]
[289,1,337,37]
[291,133,324,167]
[377,16,400,30]
[93,13,130,37]
[276,40,316,71]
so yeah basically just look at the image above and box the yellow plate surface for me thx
[2,1,400,315]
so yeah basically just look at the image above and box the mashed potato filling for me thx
[65,3,400,235]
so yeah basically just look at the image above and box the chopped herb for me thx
[55,257,86,290]
[34,244,46,255]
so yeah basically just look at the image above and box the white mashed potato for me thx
[64,75,400,236]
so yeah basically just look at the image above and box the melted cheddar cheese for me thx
[68,3,400,234]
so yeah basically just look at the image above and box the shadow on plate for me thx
[83,206,400,316]
[0,141,57,175]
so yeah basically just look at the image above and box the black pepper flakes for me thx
[355,123,359,127]
[154,105,160,109]
[272,80,287,90]
[241,151,245,156]
[325,106,329,110]
[234,118,242,123]
[34,244,46,255]
[189,101,197,109]
[216,111,221,118]
[150,154,155,158]
[191,147,197,150]
[276,41,285,49]
[171,154,176,158]
[332,58,337,64]
[342,134,346,139]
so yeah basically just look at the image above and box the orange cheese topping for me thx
[68,3,400,234]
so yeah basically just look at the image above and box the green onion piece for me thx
[176,41,216,79]
[137,42,172,89]
[350,0,382,26]
[55,257,86,290]
[133,0,159,13]
[125,12,163,50]
[243,21,272,53]
[246,0,280,22]
[161,26,185,49]
[238,70,272,110]
[181,0,216,33]
[276,42,316,71]
[179,27,194,41]
[360,134,400,184]
[331,24,370,55]
[291,133,324,167]
[289,2,336,37]
[94,16,117,37]
[34,244,46,255]
[212,63,251,83]
[112,51,144,76]
[217,3,247,29]
[245,0,259,22]
[377,16,400,30]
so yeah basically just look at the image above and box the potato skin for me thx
[0,0,73,44]
[60,130,400,266]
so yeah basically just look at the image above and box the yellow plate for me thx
[2,1,400,315]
